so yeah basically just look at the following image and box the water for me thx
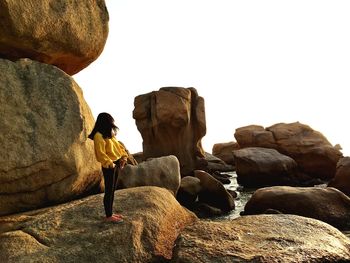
[218,171,350,239]
[221,171,254,219]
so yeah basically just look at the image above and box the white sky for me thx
[75,0,350,156]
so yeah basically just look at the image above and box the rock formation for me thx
[242,186,350,230]
[194,170,235,213]
[0,0,109,75]
[172,214,350,262]
[233,147,298,187]
[0,186,197,262]
[116,155,181,196]
[0,58,101,216]
[133,87,206,175]
[212,141,240,165]
[234,122,343,180]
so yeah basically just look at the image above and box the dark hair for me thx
[88,112,119,139]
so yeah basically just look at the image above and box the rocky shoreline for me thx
[2,186,350,263]
[1,1,350,262]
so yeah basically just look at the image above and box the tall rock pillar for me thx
[133,87,206,175]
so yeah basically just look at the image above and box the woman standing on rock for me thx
[88,112,128,223]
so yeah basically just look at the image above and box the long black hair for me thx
[88,112,119,139]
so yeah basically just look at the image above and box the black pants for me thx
[102,161,120,217]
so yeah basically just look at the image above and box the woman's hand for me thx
[119,157,127,169]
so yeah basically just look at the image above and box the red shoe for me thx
[105,216,123,223]
[112,214,124,219]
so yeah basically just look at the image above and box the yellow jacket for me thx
[93,132,128,168]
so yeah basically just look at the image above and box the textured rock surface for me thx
[116,155,181,196]
[243,186,350,230]
[234,122,343,180]
[0,187,197,263]
[0,0,109,75]
[133,87,206,175]
[233,147,298,187]
[172,215,350,262]
[0,58,101,216]
[328,157,350,196]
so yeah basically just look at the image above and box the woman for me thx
[88,112,128,223]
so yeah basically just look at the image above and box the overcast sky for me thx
[75,0,350,156]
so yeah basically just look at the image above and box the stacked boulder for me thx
[133,87,206,175]
[233,122,343,187]
[0,0,109,215]
[0,0,109,75]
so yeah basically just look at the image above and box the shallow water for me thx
[219,171,350,239]
[222,171,254,219]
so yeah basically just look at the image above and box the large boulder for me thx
[233,147,298,187]
[116,155,181,196]
[172,215,350,262]
[242,186,350,230]
[0,186,198,262]
[133,87,206,175]
[235,124,276,148]
[234,122,343,180]
[0,0,109,75]
[0,58,101,216]
[328,157,350,196]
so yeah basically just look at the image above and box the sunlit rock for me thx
[234,122,343,180]
[0,58,101,216]
[173,214,350,262]
[116,155,181,196]
[0,186,197,262]
[212,141,240,165]
[235,125,275,148]
[0,0,109,75]
[133,87,206,175]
